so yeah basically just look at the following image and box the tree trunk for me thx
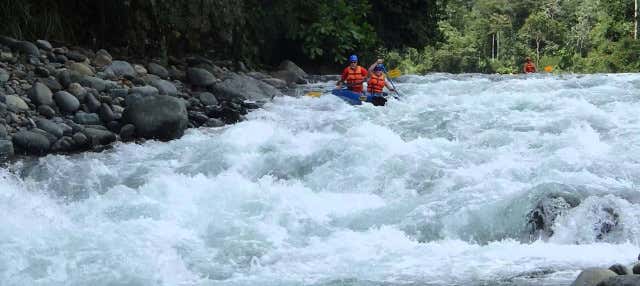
[497,31,500,60]
[492,34,495,60]
[536,37,540,65]
[635,0,638,40]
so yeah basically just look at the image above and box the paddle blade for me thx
[387,68,401,78]
[544,65,553,72]
[305,91,323,97]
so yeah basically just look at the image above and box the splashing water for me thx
[1,73,640,285]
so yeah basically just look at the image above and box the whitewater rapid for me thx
[1,74,640,285]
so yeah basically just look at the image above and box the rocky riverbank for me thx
[570,255,640,286]
[0,36,309,161]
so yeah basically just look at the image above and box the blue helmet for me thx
[374,64,385,71]
[349,54,358,62]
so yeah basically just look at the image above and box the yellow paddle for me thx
[305,91,323,97]
[386,68,401,78]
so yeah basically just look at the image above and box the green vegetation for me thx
[389,0,640,73]
[1,0,639,73]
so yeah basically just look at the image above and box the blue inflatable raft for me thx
[331,89,387,106]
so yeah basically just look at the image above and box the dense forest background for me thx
[1,0,639,73]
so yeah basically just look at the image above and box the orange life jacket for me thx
[524,62,536,73]
[367,73,385,93]
[345,66,365,92]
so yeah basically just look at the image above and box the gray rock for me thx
[85,93,101,113]
[0,68,10,83]
[187,68,216,86]
[204,118,225,127]
[93,49,112,67]
[572,268,618,286]
[271,60,308,85]
[133,64,147,75]
[247,71,269,80]
[12,130,50,154]
[14,41,40,57]
[262,77,288,89]
[106,60,135,77]
[82,128,116,146]
[57,70,72,88]
[39,77,63,92]
[0,139,14,159]
[123,95,188,140]
[108,88,128,98]
[67,62,94,76]
[130,85,159,97]
[28,82,53,106]
[36,118,63,138]
[51,136,75,152]
[68,83,87,97]
[527,186,582,238]
[609,264,631,275]
[67,51,87,62]
[0,125,7,139]
[149,79,177,96]
[37,105,56,118]
[596,275,640,286]
[54,91,80,113]
[35,40,52,51]
[198,92,218,106]
[147,63,169,79]
[213,72,283,105]
[73,112,101,125]
[80,76,116,92]
[72,132,88,146]
[5,95,29,112]
[35,67,50,77]
[119,124,136,141]
[99,103,115,122]
[59,123,73,136]
[279,60,308,77]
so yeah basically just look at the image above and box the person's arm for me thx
[523,64,527,74]
[385,81,395,92]
[532,63,537,72]
[368,59,384,73]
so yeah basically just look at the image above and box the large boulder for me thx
[149,79,177,96]
[67,62,95,76]
[105,60,135,78]
[93,49,112,67]
[12,130,50,155]
[28,82,54,106]
[13,41,40,57]
[53,91,80,113]
[596,275,640,286]
[271,60,308,85]
[35,40,52,51]
[571,268,617,286]
[82,128,116,146]
[0,68,9,83]
[35,118,64,138]
[187,68,216,86]
[123,95,188,141]
[526,184,582,238]
[147,63,169,79]
[5,95,29,112]
[198,92,218,106]
[213,72,283,105]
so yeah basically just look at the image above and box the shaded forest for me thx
[1,0,639,73]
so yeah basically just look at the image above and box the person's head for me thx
[525,57,532,62]
[349,54,358,67]
[373,64,384,74]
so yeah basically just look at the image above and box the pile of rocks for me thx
[570,255,640,286]
[0,36,308,160]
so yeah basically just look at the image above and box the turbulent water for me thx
[2,74,640,286]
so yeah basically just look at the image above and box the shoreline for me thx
[0,36,309,161]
